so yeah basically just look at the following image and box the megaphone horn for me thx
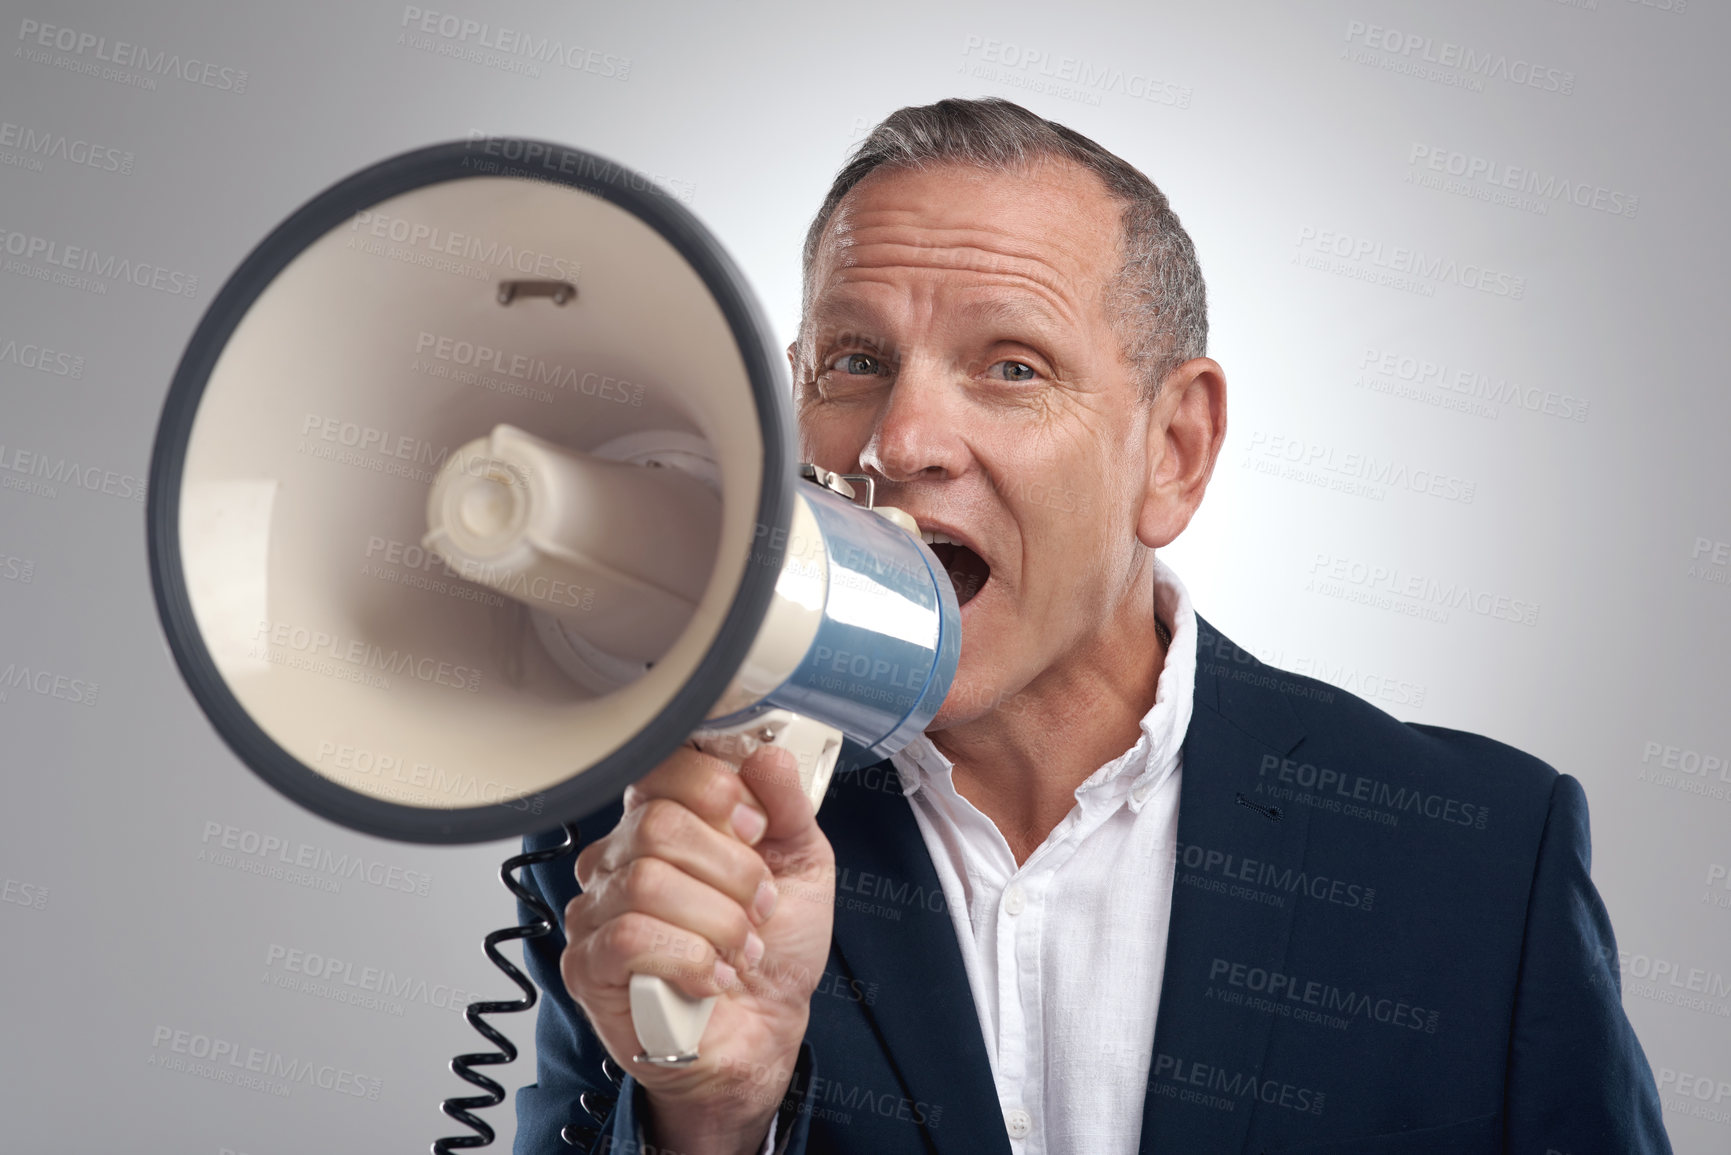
[147,138,960,1091]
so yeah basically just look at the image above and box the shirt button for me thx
[1003,884,1025,916]
[1004,1107,1032,1138]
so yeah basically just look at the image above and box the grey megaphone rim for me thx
[147,139,797,844]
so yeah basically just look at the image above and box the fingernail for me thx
[752,880,779,924]
[713,959,738,987]
[731,803,767,845]
[743,932,765,968]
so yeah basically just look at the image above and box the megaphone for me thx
[146,140,960,1086]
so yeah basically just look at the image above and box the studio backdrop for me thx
[1,1,1726,1152]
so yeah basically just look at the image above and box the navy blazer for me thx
[512,616,1671,1154]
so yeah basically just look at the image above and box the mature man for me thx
[514,98,1670,1154]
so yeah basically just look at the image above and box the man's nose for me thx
[858,362,966,484]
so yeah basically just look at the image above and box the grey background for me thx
[2,0,1727,1150]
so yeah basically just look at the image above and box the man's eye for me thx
[827,352,882,376]
[989,360,1037,383]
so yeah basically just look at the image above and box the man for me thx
[513,98,1671,1154]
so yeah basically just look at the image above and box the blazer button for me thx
[580,1090,617,1121]
[561,1122,599,1147]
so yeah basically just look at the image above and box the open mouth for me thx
[921,530,990,608]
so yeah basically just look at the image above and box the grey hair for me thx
[798,97,1207,400]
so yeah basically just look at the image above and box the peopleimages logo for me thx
[0,119,134,175]
[1207,957,1441,1035]
[148,1025,381,1100]
[1151,1053,1326,1115]
[0,334,84,378]
[16,18,249,92]
[1617,946,1731,998]
[398,6,630,80]
[1,874,49,911]
[297,411,466,487]
[0,660,99,707]
[263,943,485,1017]
[1240,643,1425,710]
[0,444,144,505]
[1257,754,1489,830]
[1688,536,1731,589]
[1294,226,1526,300]
[1341,20,1576,96]
[461,132,680,200]
[1407,144,1637,219]
[1355,346,1590,424]
[346,209,581,283]
[1306,551,1542,628]
[413,331,644,405]
[1242,429,1478,505]
[1656,1067,1731,1128]
[314,738,545,813]
[0,225,198,297]
[199,820,434,897]
[1638,739,1731,804]
[363,533,594,616]
[250,618,483,694]
[1175,841,1375,912]
[1702,864,1730,914]
[958,35,1193,110]
[718,1055,943,1128]
[464,129,700,206]
[0,552,34,584]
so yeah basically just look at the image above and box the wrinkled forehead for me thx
[803,158,1123,337]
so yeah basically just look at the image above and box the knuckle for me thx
[621,856,668,907]
[637,798,689,848]
[574,840,600,881]
[560,932,597,994]
[559,946,584,995]
[690,763,741,819]
[628,749,693,803]
[602,911,652,958]
[726,848,771,904]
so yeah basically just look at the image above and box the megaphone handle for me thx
[628,710,844,1067]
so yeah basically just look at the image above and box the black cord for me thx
[433,822,579,1153]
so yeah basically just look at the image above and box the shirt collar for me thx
[893,556,1197,816]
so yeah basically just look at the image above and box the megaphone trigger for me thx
[692,709,844,809]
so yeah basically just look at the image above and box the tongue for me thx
[929,543,990,606]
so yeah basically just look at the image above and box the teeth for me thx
[920,530,958,546]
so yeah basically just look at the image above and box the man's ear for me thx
[1135,357,1228,550]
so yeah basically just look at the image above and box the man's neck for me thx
[929,566,1169,866]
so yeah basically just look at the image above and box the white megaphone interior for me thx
[177,174,763,809]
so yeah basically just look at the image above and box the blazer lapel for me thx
[1139,614,1312,1154]
[823,762,1012,1155]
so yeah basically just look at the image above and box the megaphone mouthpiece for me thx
[424,423,721,663]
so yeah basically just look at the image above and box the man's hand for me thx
[561,743,836,1155]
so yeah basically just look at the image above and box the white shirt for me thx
[889,557,1195,1154]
